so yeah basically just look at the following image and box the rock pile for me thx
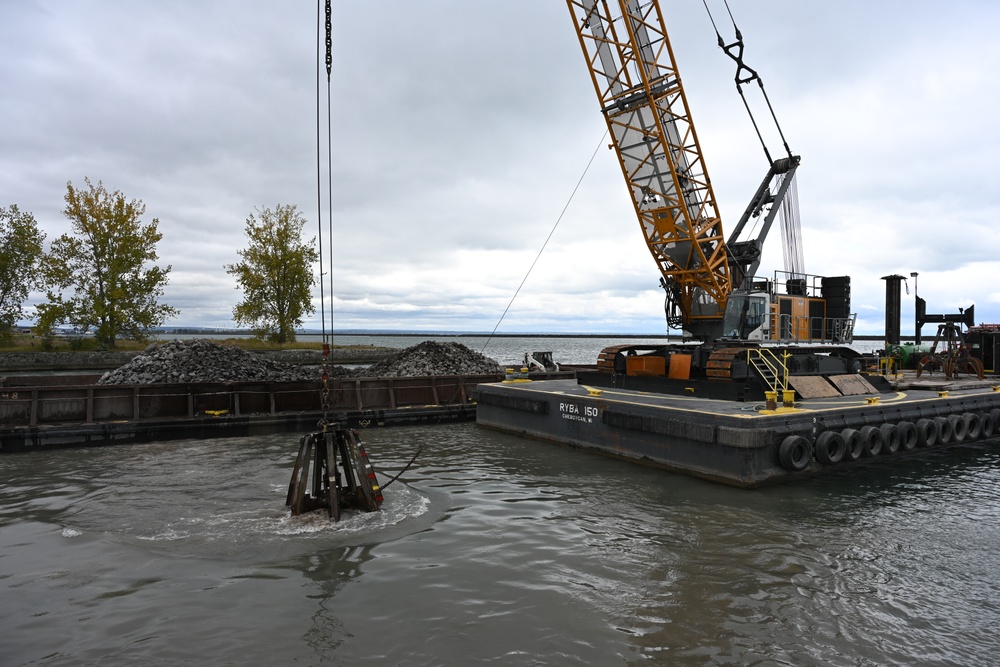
[354,341,503,378]
[98,340,316,385]
[96,339,503,385]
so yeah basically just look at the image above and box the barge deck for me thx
[474,374,1000,487]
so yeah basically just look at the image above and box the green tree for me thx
[37,178,178,349]
[226,204,318,344]
[0,204,46,344]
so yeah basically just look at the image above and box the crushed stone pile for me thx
[351,341,503,378]
[97,339,503,384]
[98,340,316,385]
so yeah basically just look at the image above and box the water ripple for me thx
[2,425,1000,666]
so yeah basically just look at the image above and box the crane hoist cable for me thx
[315,0,335,424]
[323,0,335,347]
[315,0,336,347]
[314,0,330,350]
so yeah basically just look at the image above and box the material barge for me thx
[0,372,526,453]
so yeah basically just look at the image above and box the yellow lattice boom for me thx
[566,0,731,327]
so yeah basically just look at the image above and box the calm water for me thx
[329,334,681,367]
[3,422,1000,666]
[156,332,885,367]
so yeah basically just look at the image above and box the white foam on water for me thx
[134,528,192,542]
[61,527,82,538]
[127,484,433,543]
[272,484,431,537]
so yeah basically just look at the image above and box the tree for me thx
[226,204,318,344]
[37,178,178,349]
[0,205,46,344]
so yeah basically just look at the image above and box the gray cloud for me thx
[2,1,997,335]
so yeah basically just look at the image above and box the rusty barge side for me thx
[0,373,529,452]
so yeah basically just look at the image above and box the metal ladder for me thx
[747,348,788,393]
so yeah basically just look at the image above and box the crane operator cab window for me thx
[722,294,768,340]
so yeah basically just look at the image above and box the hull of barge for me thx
[0,372,575,452]
[474,376,1000,487]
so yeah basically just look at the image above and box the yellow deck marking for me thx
[494,379,1000,421]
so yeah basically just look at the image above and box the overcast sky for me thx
[2,1,998,336]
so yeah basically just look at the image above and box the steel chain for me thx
[319,343,331,431]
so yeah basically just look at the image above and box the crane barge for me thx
[565,0,861,397]
[474,0,1000,486]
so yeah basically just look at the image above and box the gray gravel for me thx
[97,339,503,384]
[97,340,316,384]
[351,341,503,378]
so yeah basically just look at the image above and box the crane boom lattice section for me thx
[567,0,731,328]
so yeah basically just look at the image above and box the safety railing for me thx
[773,315,856,344]
[747,348,788,392]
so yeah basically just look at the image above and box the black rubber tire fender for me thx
[815,431,846,465]
[841,428,863,461]
[963,413,982,441]
[860,425,883,457]
[916,418,939,447]
[935,416,953,445]
[778,435,813,472]
[949,414,968,443]
[980,412,995,439]
[896,421,918,451]
[991,408,1000,432]
[879,423,900,455]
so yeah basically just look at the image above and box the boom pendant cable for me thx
[702,0,793,163]
[703,0,804,276]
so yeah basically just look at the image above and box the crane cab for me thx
[722,292,770,340]
[721,273,855,344]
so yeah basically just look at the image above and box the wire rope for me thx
[324,0,334,344]
[314,1,327,346]
[480,129,608,355]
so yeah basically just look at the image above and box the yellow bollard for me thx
[782,389,795,408]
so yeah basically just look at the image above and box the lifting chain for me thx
[324,0,332,78]
[320,342,331,431]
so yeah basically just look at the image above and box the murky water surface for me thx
[2,421,1000,666]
